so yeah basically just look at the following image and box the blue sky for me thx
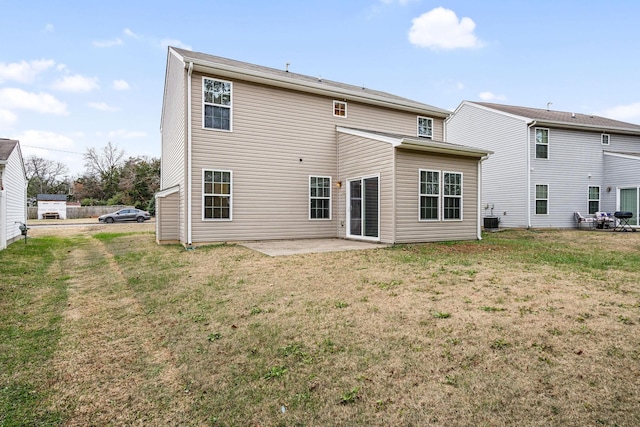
[2,0,640,176]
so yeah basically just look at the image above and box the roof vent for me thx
[572,112,576,118]
[285,62,290,72]
[546,102,553,111]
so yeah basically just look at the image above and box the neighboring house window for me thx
[333,101,347,118]
[535,184,548,215]
[535,128,549,159]
[601,134,610,145]
[443,172,463,220]
[588,186,600,214]
[203,170,232,220]
[310,176,331,219]
[417,116,433,139]
[419,170,439,220]
[203,78,232,131]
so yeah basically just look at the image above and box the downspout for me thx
[477,155,489,240]
[187,61,193,245]
[526,121,537,229]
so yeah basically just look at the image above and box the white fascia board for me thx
[336,127,400,145]
[603,151,640,161]
[187,59,450,118]
[535,120,640,136]
[398,139,493,158]
[337,127,493,158]
[155,185,180,198]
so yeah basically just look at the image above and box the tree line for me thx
[25,142,160,214]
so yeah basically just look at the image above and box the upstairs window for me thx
[203,78,232,131]
[310,176,331,219]
[333,101,347,118]
[443,172,463,220]
[203,170,232,220]
[417,116,433,139]
[535,128,549,159]
[419,170,439,220]
[601,134,610,145]
[588,186,600,214]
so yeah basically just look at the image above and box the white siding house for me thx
[0,139,27,250]
[446,102,640,229]
[157,47,492,246]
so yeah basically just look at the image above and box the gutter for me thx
[526,120,537,229]
[187,61,193,245]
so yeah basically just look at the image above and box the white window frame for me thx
[588,186,600,215]
[442,171,463,221]
[202,169,233,221]
[535,184,549,215]
[202,77,232,132]
[417,116,434,139]
[601,134,610,145]
[333,100,347,118]
[535,128,549,159]
[418,169,440,221]
[309,176,332,220]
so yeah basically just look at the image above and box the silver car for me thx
[98,208,151,223]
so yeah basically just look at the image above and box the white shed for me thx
[37,194,68,219]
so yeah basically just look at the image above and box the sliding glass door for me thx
[619,188,639,226]
[348,176,379,240]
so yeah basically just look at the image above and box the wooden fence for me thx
[27,205,134,220]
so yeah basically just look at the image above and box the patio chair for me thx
[595,212,614,229]
[574,212,595,230]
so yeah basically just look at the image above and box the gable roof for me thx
[0,138,18,163]
[169,47,451,118]
[337,127,492,158]
[37,194,67,201]
[467,102,640,135]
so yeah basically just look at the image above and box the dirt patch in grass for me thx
[18,227,640,425]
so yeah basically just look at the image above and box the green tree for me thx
[24,155,69,198]
[83,141,125,201]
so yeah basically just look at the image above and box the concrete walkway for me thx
[240,238,389,256]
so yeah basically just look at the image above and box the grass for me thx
[2,226,640,426]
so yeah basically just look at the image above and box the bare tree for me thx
[83,142,125,199]
[24,155,69,197]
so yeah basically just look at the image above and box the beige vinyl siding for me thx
[337,133,394,242]
[395,149,478,242]
[447,104,528,228]
[188,72,431,243]
[4,147,27,243]
[156,191,180,243]
[160,52,188,242]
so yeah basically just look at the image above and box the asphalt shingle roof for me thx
[474,102,640,133]
[0,138,18,162]
[171,47,451,116]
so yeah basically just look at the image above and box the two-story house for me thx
[446,101,640,229]
[157,47,492,246]
[0,138,27,250]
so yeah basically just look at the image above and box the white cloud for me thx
[0,59,56,83]
[52,74,99,92]
[601,102,640,123]
[457,82,464,90]
[88,102,119,112]
[113,79,130,90]
[0,109,18,129]
[0,88,68,115]
[408,7,483,50]
[160,38,192,51]
[93,38,123,48]
[44,23,54,32]
[123,28,139,39]
[479,91,506,101]
[105,129,147,139]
